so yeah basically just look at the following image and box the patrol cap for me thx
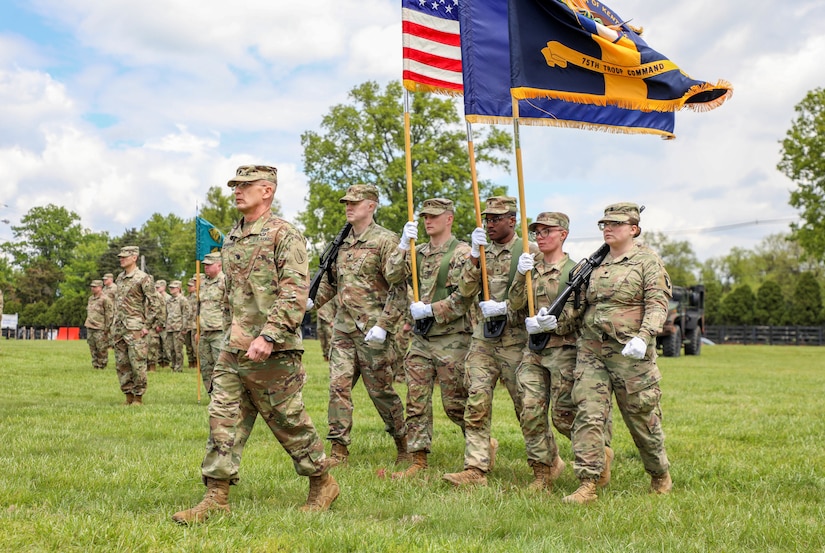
[118,245,139,257]
[155,279,167,288]
[481,196,517,216]
[529,212,570,231]
[202,252,222,265]
[599,202,641,224]
[90,280,103,287]
[339,184,379,203]
[187,278,196,286]
[169,280,182,289]
[103,273,114,280]
[227,165,278,188]
[418,198,454,217]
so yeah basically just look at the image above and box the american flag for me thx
[402,0,462,94]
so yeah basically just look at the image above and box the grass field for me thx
[0,339,823,552]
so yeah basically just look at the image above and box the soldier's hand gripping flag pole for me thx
[510,97,535,316]
[403,90,419,302]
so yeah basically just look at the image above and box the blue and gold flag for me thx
[195,216,224,261]
[509,0,732,112]
[461,0,675,137]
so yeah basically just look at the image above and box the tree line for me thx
[1,82,823,329]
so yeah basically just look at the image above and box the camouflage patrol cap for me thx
[339,184,379,203]
[103,273,114,280]
[481,196,517,216]
[90,280,103,287]
[118,245,139,257]
[418,198,454,216]
[202,252,222,265]
[529,211,570,231]
[187,278,196,286]
[227,165,278,188]
[169,280,182,289]
[155,280,167,288]
[599,202,641,224]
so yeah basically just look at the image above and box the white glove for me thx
[479,300,507,319]
[306,298,314,311]
[365,325,387,344]
[410,301,434,320]
[525,316,543,335]
[470,227,488,258]
[622,336,647,359]
[535,307,558,331]
[399,221,418,251]
[517,253,535,275]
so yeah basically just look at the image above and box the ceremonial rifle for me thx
[308,222,352,301]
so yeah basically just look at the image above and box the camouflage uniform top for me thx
[84,293,114,331]
[103,283,118,298]
[154,290,168,330]
[581,242,672,344]
[509,252,582,348]
[221,212,308,353]
[385,235,474,336]
[112,268,160,333]
[186,293,198,331]
[199,272,227,332]
[458,233,539,347]
[316,220,405,334]
[165,294,188,332]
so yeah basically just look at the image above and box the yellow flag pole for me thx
[466,121,491,301]
[404,90,419,301]
[195,260,202,404]
[511,97,534,316]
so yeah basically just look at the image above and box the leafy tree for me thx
[45,292,86,327]
[200,186,240,235]
[142,213,195,279]
[1,204,84,268]
[643,231,699,286]
[791,272,823,325]
[15,260,64,306]
[754,280,786,326]
[778,87,825,262]
[298,80,511,249]
[719,284,755,325]
[700,264,723,325]
[19,300,49,327]
[60,231,111,297]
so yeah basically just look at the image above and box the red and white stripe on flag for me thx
[402,0,462,95]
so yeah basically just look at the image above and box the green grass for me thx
[0,340,823,552]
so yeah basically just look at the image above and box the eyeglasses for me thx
[598,221,630,231]
[483,214,512,224]
[529,228,562,240]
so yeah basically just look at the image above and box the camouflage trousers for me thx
[86,329,109,369]
[571,338,669,481]
[517,345,614,467]
[392,324,413,382]
[198,330,224,393]
[183,330,196,366]
[317,319,333,361]
[404,332,470,453]
[327,329,406,446]
[160,331,171,365]
[113,330,149,396]
[462,338,524,472]
[166,330,185,371]
[147,328,162,365]
[201,349,328,483]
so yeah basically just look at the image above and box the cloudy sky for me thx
[1,0,822,262]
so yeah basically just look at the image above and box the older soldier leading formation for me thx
[173,165,338,524]
[197,252,226,393]
[385,198,474,479]
[84,279,113,370]
[564,202,672,504]
[111,246,161,405]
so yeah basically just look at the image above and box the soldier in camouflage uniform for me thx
[198,253,226,393]
[385,198,474,479]
[442,196,538,487]
[563,203,672,504]
[312,184,408,467]
[84,279,113,370]
[111,246,161,405]
[102,273,118,299]
[157,280,173,368]
[165,281,188,372]
[316,297,336,362]
[184,277,198,367]
[146,280,167,371]
[509,212,614,492]
[173,165,337,524]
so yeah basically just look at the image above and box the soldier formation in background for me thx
[165,281,188,372]
[196,253,225,393]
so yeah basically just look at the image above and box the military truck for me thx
[657,284,705,357]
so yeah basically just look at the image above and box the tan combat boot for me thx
[330,443,349,467]
[123,393,134,405]
[488,438,499,471]
[147,364,156,372]
[548,455,566,482]
[597,446,614,488]
[650,471,672,494]
[394,435,411,466]
[391,451,428,479]
[300,472,340,512]
[172,478,230,524]
[527,461,551,491]
[442,467,487,487]
[131,395,143,406]
[562,479,598,504]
